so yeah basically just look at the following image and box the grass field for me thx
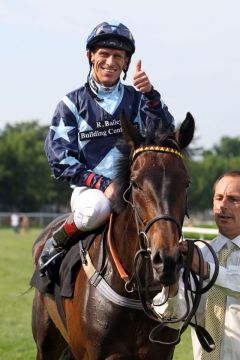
[0,227,193,360]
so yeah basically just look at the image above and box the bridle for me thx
[122,145,185,300]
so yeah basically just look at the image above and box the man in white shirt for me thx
[154,170,240,360]
[10,212,20,233]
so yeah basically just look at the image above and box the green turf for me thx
[173,328,193,359]
[0,227,193,359]
[0,228,37,360]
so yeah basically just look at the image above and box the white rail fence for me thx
[0,212,62,227]
[1,212,218,239]
[182,226,218,240]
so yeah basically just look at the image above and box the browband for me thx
[132,146,183,161]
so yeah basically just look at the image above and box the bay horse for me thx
[31,112,195,359]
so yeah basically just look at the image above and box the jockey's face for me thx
[89,48,129,87]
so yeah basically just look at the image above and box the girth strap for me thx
[82,250,143,310]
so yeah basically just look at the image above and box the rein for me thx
[147,239,219,350]
[107,213,131,284]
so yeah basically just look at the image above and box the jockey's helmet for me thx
[86,21,135,56]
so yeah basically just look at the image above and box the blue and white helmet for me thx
[86,21,135,56]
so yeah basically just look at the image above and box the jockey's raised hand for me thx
[133,59,153,94]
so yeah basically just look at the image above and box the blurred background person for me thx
[10,212,20,233]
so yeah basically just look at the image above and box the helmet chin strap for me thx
[87,63,92,83]
[86,64,104,102]
[123,56,132,80]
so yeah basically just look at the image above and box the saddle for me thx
[30,219,107,297]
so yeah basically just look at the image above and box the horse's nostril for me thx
[153,252,163,266]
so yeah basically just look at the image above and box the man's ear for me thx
[87,50,94,64]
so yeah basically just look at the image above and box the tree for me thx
[187,137,240,212]
[210,136,240,158]
[0,121,71,211]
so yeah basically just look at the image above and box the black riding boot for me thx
[39,214,79,278]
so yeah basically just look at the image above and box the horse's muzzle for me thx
[152,248,183,285]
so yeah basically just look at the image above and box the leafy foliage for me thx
[0,121,71,211]
[187,136,240,211]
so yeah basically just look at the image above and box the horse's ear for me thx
[175,112,195,149]
[120,110,143,148]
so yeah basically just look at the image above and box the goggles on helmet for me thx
[86,22,135,55]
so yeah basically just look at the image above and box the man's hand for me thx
[133,59,152,93]
[180,240,209,279]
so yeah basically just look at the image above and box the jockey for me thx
[39,20,175,274]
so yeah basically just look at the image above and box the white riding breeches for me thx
[70,187,111,231]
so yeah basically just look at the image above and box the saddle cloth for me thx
[30,228,104,298]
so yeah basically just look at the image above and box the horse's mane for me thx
[112,126,180,214]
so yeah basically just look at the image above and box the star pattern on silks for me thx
[50,118,75,142]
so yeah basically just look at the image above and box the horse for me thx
[31,111,195,359]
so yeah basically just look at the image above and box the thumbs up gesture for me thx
[133,59,152,93]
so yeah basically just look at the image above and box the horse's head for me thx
[114,111,195,287]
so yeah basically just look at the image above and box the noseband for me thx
[143,215,182,240]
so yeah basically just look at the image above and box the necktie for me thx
[201,244,236,360]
